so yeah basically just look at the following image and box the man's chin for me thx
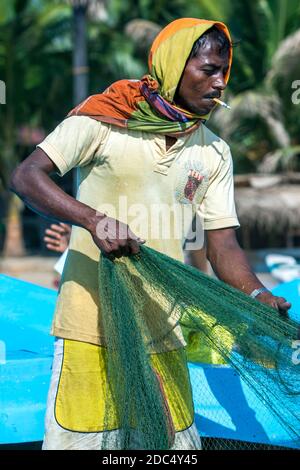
[192,107,214,116]
[176,99,215,116]
[199,101,217,115]
[185,102,215,116]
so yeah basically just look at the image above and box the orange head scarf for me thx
[68,18,232,135]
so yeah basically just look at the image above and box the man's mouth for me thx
[203,94,221,100]
[202,97,218,107]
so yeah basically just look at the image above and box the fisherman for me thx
[10,18,291,450]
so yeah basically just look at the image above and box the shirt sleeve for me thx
[198,142,240,230]
[37,116,103,176]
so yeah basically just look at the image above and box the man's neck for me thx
[165,135,177,151]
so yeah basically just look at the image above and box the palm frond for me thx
[109,48,145,79]
[211,90,290,147]
[187,0,231,21]
[267,28,300,84]
[125,19,161,51]
[258,145,300,173]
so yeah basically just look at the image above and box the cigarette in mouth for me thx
[213,98,231,109]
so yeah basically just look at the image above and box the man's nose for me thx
[213,74,226,91]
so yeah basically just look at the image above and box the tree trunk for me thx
[73,5,88,105]
[2,25,25,257]
[3,193,25,257]
[72,4,88,196]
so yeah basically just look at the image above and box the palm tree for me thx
[67,0,108,104]
[210,0,300,173]
[0,0,71,256]
[72,2,88,105]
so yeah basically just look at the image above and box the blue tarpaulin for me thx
[0,273,299,446]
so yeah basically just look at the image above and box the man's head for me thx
[174,26,231,115]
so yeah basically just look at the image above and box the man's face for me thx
[174,38,230,115]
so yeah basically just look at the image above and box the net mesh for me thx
[98,245,300,450]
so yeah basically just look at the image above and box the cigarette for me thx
[213,98,231,109]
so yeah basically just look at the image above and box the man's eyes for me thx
[202,68,228,76]
[202,68,215,74]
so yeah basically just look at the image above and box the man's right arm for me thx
[9,148,143,258]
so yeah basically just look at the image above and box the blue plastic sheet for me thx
[0,274,299,446]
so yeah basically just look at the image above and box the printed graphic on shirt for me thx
[173,159,209,206]
[184,170,204,202]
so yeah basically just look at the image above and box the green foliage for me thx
[0,0,72,188]
[0,0,300,182]
[209,0,300,172]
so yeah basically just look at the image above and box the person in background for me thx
[44,222,71,254]
[44,223,71,288]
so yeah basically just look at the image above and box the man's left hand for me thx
[256,290,291,315]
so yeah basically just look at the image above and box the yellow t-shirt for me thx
[37,116,239,352]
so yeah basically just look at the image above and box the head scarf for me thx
[68,18,232,135]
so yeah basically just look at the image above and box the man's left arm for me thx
[206,227,291,314]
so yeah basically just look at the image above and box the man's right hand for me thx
[89,215,145,260]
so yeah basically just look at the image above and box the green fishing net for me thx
[98,245,300,450]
